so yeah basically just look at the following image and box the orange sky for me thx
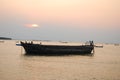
[1,0,120,28]
[0,0,120,43]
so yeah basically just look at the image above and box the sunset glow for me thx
[25,24,39,28]
[0,0,120,43]
[32,24,39,28]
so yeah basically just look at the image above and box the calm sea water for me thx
[0,40,120,80]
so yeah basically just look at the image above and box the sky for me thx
[0,0,120,43]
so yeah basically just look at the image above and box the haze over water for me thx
[0,40,120,80]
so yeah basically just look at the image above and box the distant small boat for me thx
[20,41,94,55]
[0,40,4,43]
[94,45,103,48]
[114,44,119,46]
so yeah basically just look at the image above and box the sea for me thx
[0,40,120,80]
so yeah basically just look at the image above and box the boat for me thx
[0,40,4,43]
[94,45,103,48]
[20,41,94,55]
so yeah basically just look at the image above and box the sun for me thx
[24,24,39,28]
[32,24,39,27]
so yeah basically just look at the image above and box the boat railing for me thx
[85,41,94,46]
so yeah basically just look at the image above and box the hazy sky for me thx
[0,0,120,43]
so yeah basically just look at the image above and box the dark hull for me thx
[21,42,94,55]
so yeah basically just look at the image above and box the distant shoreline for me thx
[0,37,12,40]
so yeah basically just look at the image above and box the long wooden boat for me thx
[20,41,94,55]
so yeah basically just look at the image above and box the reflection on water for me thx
[0,40,120,80]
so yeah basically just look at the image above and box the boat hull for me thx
[21,42,94,55]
